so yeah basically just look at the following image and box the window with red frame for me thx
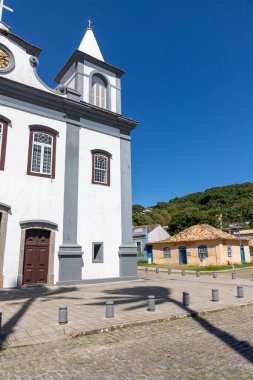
[27,130,56,178]
[92,150,111,186]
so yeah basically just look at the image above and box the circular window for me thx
[0,45,15,73]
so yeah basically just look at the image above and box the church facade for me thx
[0,20,138,288]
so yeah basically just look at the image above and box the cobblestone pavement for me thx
[1,305,253,379]
[0,269,253,348]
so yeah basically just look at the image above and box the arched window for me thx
[91,74,107,109]
[27,127,57,178]
[0,118,8,170]
[198,245,208,259]
[91,149,112,186]
[163,247,171,258]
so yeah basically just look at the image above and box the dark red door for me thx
[23,229,50,284]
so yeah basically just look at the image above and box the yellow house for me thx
[150,224,250,266]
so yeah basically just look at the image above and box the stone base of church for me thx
[118,244,138,278]
[56,275,138,286]
[58,245,84,282]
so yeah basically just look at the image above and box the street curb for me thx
[1,301,253,350]
[138,266,253,274]
[70,301,253,339]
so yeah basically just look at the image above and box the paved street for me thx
[1,269,253,348]
[1,304,253,379]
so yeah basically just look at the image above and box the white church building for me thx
[0,13,138,288]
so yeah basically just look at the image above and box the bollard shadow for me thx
[87,285,253,364]
[0,285,79,349]
[85,286,172,311]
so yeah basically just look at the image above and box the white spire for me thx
[78,20,104,62]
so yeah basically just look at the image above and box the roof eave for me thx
[0,29,41,56]
[54,50,125,84]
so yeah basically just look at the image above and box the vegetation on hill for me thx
[133,182,253,234]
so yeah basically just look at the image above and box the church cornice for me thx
[54,50,125,84]
[0,29,41,56]
[0,77,138,132]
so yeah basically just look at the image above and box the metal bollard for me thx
[232,272,237,280]
[182,270,186,276]
[196,271,200,278]
[213,272,217,279]
[58,305,68,324]
[168,268,172,275]
[147,295,155,312]
[237,286,244,298]
[212,289,219,302]
[182,292,190,307]
[145,267,148,273]
[156,267,159,274]
[0,312,2,331]
[106,301,114,318]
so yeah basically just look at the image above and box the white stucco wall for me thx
[78,125,122,280]
[0,34,61,94]
[0,105,66,287]
[148,226,170,243]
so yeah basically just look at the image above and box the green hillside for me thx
[133,182,253,234]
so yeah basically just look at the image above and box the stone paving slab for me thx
[1,305,253,379]
[0,269,253,349]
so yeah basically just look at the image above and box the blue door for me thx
[240,246,246,264]
[146,245,153,262]
[179,246,187,265]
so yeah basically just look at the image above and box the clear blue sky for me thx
[4,0,253,206]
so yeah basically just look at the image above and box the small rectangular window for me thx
[163,247,171,258]
[227,245,232,257]
[92,242,103,263]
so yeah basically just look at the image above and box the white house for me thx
[133,225,170,261]
[0,17,138,288]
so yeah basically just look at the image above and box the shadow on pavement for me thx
[0,286,79,350]
[88,285,253,364]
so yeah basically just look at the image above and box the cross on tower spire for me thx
[87,19,92,30]
[0,0,13,23]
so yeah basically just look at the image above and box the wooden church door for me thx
[23,229,50,285]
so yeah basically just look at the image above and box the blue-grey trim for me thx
[29,124,59,136]
[54,50,125,84]
[0,29,41,56]
[65,87,82,102]
[119,244,137,277]
[0,202,11,212]
[58,254,83,282]
[58,114,83,281]
[120,139,134,243]
[61,121,80,245]
[118,138,138,278]
[0,77,138,132]
[56,275,138,286]
[58,244,83,255]
[89,70,111,111]
[19,220,58,230]
[92,242,104,263]
[116,77,122,114]
[0,43,15,73]
[0,94,132,141]
[75,61,84,95]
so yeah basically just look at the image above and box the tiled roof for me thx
[235,229,253,235]
[153,224,249,244]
